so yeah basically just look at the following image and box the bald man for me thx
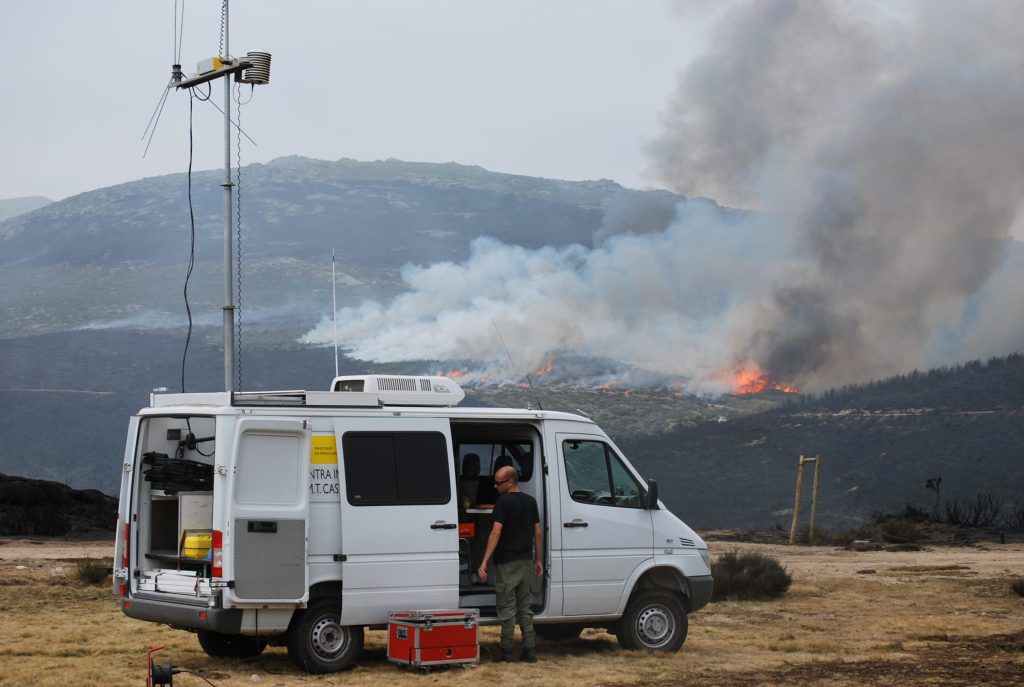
[477,464,543,662]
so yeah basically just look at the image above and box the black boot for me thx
[499,648,514,662]
[520,646,537,663]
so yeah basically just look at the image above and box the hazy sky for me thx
[0,0,715,201]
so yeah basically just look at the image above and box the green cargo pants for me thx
[494,558,535,650]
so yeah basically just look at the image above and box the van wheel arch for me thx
[628,566,692,611]
[307,581,343,601]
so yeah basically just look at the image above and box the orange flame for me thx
[533,359,554,377]
[727,365,798,395]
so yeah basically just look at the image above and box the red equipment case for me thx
[387,609,479,667]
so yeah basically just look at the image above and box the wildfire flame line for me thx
[727,365,798,395]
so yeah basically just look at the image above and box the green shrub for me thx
[711,551,792,601]
[74,557,109,585]
[1012,580,1024,598]
[878,517,921,543]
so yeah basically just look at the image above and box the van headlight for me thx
[698,548,711,570]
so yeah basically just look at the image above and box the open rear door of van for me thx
[227,418,311,605]
[333,417,459,625]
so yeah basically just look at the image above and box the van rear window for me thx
[342,432,451,506]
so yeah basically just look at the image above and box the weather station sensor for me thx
[176,51,270,90]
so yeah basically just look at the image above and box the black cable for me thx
[177,670,218,687]
[192,81,213,102]
[218,0,227,58]
[181,94,196,393]
[185,418,214,458]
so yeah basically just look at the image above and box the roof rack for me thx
[226,375,466,408]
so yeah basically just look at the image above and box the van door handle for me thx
[563,520,589,528]
[431,521,458,530]
[247,520,277,533]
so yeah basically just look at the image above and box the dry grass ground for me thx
[1,536,1021,687]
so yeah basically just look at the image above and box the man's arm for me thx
[477,522,503,580]
[533,521,543,577]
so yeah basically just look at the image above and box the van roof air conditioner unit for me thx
[328,375,466,407]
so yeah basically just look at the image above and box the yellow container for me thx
[182,530,212,560]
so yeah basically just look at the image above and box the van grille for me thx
[378,377,418,392]
[420,379,432,391]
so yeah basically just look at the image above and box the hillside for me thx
[2,326,1021,532]
[0,157,678,339]
[620,355,1024,529]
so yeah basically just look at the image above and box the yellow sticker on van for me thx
[311,435,338,464]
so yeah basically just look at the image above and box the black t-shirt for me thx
[491,491,540,564]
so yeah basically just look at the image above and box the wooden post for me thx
[809,456,821,542]
[789,456,806,545]
[790,455,820,545]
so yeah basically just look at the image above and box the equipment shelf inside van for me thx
[115,375,713,673]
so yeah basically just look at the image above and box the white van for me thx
[114,375,712,673]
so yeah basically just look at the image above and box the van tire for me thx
[286,599,363,673]
[197,630,266,659]
[617,590,687,652]
[535,623,584,641]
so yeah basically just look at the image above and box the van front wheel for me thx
[617,590,687,652]
[286,599,364,673]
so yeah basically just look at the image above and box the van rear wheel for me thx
[197,630,266,659]
[286,598,363,673]
[617,590,687,652]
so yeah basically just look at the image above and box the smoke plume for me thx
[303,0,1024,392]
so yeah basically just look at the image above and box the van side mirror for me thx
[645,479,659,510]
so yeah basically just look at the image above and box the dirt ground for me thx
[0,535,1021,687]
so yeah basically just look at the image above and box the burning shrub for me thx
[711,551,792,601]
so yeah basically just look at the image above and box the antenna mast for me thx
[168,0,272,392]
[221,1,234,393]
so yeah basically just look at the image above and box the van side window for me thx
[343,432,451,506]
[563,440,643,508]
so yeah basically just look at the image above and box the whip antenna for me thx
[492,319,543,410]
[332,248,339,378]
